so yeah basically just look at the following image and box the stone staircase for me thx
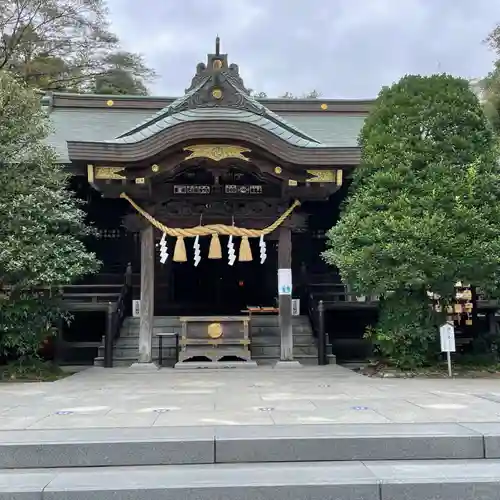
[2,424,500,498]
[94,315,335,367]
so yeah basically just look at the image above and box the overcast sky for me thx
[107,0,500,99]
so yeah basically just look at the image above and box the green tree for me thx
[323,74,500,368]
[90,52,153,95]
[0,0,156,94]
[0,70,99,359]
[279,89,321,99]
[480,25,500,133]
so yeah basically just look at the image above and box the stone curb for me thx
[2,460,500,500]
[0,422,498,469]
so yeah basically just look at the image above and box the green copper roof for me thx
[106,108,323,148]
[46,108,365,163]
[115,73,321,145]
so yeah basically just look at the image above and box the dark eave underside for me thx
[44,92,374,114]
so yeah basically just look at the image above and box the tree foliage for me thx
[324,74,500,367]
[479,23,500,133]
[248,90,321,99]
[279,90,321,99]
[0,70,99,357]
[0,0,156,94]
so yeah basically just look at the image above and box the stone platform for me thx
[3,365,500,498]
[2,364,500,428]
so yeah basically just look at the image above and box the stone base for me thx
[129,362,159,371]
[274,360,303,369]
[175,361,259,370]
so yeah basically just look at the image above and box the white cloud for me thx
[106,0,500,97]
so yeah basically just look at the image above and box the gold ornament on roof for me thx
[151,164,159,172]
[106,99,114,107]
[320,103,328,110]
[212,88,223,99]
[183,144,250,162]
[95,166,125,180]
[306,169,339,183]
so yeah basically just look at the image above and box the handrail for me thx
[306,292,328,365]
[104,263,132,368]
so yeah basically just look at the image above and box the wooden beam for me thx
[278,226,294,361]
[138,225,155,364]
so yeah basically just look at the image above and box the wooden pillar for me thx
[278,226,293,361]
[138,225,155,363]
[488,310,497,337]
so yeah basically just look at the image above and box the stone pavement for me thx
[1,364,500,430]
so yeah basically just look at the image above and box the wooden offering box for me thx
[178,316,251,363]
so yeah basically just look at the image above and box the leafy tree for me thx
[90,52,152,96]
[279,90,321,99]
[0,0,156,94]
[249,90,321,99]
[0,70,99,358]
[324,74,500,368]
[480,25,500,133]
[248,90,268,98]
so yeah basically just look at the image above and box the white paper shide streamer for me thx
[193,235,201,267]
[259,234,267,264]
[159,232,169,264]
[227,235,236,266]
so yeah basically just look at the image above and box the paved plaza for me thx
[1,364,500,430]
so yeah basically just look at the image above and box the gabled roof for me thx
[114,75,321,145]
[46,38,370,165]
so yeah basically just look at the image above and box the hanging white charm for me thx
[159,232,169,264]
[259,234,267,264]
[227,235,236,266]
[193,235,201,267]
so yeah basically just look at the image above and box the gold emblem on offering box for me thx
[183,144,251,162]
[207,322,223,339]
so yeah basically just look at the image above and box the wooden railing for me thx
[306,295,329,365]
[308,283,380,305]
[103,263,132,368]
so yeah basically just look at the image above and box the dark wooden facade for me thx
[60,39,358,365]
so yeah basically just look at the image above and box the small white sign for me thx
[132,300,141,317]
[440,322,456,353]
[292,298,300,316]
[278,268,292,295]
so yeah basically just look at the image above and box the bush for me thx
[0,292,69,361]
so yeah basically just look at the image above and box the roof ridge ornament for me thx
[185,35,248,94]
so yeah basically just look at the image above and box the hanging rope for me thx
[120,192,300,262]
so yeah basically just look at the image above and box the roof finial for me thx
[215,35,220,56]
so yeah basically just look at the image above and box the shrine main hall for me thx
[44,40,375,368]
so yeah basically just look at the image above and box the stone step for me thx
[116,332,315,344]
[0,423,494,470]
[94,356,139,367]
[97,344,319,359]
[8,460,500,499]
[93,354,335,367]
[122,316,311,328]
[121,324,313,334]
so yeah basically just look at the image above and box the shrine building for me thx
[44,39,379,368]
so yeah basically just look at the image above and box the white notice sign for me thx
[440,322,456,353]
[278,268,292,295]
[132,300,141,317]
[292,298,300,316]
